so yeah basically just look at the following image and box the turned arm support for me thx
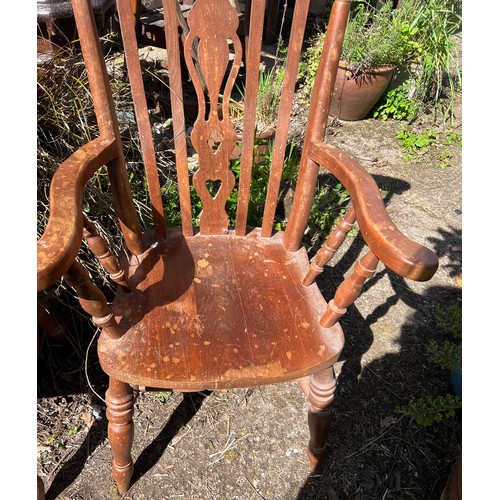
[37,137,118,291]
[308,141,438,282]
[64,259,123,339]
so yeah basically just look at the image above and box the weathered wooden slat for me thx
[116,0,167,239]
[283,0,351,251]
[162,0,193,236]
[234,0,266,236]
[72,0,144,256]
[261,0,310,237]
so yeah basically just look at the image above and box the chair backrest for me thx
[71,0,351,250]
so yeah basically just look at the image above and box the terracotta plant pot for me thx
[329,62,396,121]
[213,102,276,162]
[230,127,276,162]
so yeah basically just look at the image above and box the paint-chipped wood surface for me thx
[99,229,344,390]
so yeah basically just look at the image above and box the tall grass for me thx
[402,0,462,121]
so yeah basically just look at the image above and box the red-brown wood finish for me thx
[99,229,344,390]
[63,260,123,339]
[83,215,130,291]
[106,378,135,493]
[303,207,356,286]
[306,366,338,467]
[320,250,379,328]
[37,0,439,494]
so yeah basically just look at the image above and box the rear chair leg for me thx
[301,366,337,468]
[106,378,135,494]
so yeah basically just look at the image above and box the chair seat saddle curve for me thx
[37,0,439,494]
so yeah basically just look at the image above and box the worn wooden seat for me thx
[100,228,344,390]
[37,0,438,495]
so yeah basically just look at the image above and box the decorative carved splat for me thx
[184,0,242,234]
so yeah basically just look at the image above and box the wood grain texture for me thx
[99,229,344,390]
[37,0,442,493]
[306,366,337,468]
[116,0,167,238]
[73,0,144,255]
[303,207,356,286]
[83,215,130,291]
[184,0,241,234]
[106,378,135,494]
[308,141,439,281]
[37,137,117,291]
[283,0,350,251]
[234,0,265,235]
[261,0,310,237]
[162,0,193,236]
[320,250,379,328]
[64,260,123,339]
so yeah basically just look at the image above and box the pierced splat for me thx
[208,129,222,154]
[205,179,222,198]
[184,0,242,234]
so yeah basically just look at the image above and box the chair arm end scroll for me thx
[308,141,438,282]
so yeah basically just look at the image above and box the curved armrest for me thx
[308,141,438,282]
[37,137,118,291]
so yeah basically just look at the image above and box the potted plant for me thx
[299,0,461,122]
[298,1,417,121]
[227,63,284,160]
[333,1,421,120]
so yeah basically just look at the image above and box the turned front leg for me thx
[106,378,135,494]
[302,367,337,468]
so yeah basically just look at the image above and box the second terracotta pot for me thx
[329,62,396,121]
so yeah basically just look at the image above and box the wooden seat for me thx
[37,0,439,495]
[101,229,344,390]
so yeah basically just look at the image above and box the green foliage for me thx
[155,391,172,404]
[372,80,421,121]
[397,298,462,426]
[306,179,352,250]
[189,138,302,230]
[396,394,461,426]
[396,127,436,161]
[427,302,462,373]
[67,426,79,437]
[404,0,462,120]
[396,126,461,167]
[256,65,285,132]
[340,2,417,75]
[296,32,326,106]
[427,340,462,373]
[232,64,285,134]
[435,303,462,338]
[443,131,462,147]
[312,0,462,121]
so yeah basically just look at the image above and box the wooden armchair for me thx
[37,0,438,494]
